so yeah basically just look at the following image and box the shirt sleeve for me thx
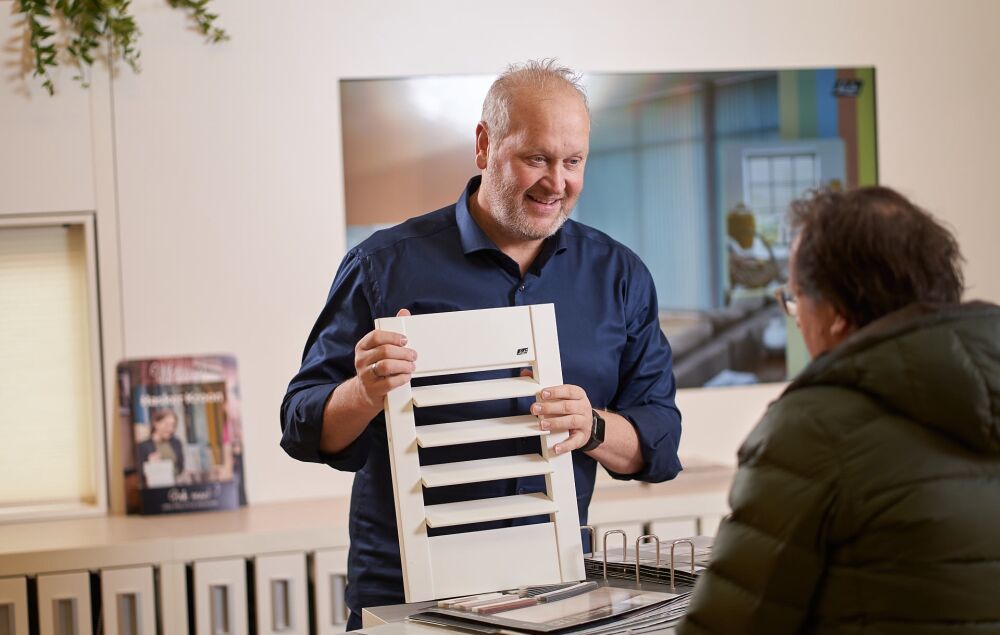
[606,261,683,483]
[677,397,838,634]
[279,249,379,472]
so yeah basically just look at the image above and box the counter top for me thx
[0,463,733,577]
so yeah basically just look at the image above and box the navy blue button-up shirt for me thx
[281,176,682,612]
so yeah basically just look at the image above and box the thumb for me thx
[397,308,411,317]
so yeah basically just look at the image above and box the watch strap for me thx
[580,409,605,452]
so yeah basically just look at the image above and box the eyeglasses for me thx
[773,286,798,318]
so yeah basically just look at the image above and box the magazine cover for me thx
[117,355,246,515]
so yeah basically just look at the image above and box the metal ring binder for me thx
[581,525,596,557]
[668,539,695,592]
[602,529,627,580]
[634,534,661,585]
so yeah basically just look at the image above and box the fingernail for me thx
[541,390,551,399]
[532,404,541,414]
[554,445,562,454]
[400,337,408,345]
[540,420,549,430]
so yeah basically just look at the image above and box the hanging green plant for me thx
[16,0,228,96]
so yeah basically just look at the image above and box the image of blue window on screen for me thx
[340,67,877,388]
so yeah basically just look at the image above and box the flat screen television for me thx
[340,67,878,388]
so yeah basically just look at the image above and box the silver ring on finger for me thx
[370,362,382,379]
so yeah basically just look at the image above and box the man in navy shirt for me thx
[281,60,682,628]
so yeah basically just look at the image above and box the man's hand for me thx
[351,308,417,409]
[524,370,593,455]
[522,369,644,473]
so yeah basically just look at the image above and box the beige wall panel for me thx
[0,576,29,635]
[192,558,248,635]
[254,552,308,635]
[0,6,125,516]
[159,561,189,635]
[0,6,96,216]
[100,566,157,635]
[36,571,92,635]
[109,1,353,505]
[312,549,349,634]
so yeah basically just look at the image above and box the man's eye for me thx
[529,156,547,165]
[566,158,583,168]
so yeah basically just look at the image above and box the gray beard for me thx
[483,168,571,241]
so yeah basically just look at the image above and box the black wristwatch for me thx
[580,410,606,452]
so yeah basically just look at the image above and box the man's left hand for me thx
[530,383,593,455]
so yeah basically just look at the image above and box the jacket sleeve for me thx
[606,258,682,483]
[279,249,379,472]
[678,392,841,634]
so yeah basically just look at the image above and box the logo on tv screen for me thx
[832,78,863,98]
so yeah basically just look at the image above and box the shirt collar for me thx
[456,176,497,255]
[455,175,570,260]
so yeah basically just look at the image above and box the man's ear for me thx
[830,312,854,338]
[475,121,490,170]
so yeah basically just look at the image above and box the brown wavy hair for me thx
[790,186,964,328]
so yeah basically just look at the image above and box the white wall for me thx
[2,0,998,508]
[0,6,94,217]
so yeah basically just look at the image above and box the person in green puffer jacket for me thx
[679,186,1000,634]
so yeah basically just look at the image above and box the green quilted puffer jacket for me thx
[679,301,1000,634]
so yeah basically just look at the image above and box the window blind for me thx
[0,223,99,508]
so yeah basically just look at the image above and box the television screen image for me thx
[341,68,878,387]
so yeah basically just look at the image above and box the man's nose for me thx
[542,163,566,194]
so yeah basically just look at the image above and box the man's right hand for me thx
[320,308,416,455]
[351,308,417,410]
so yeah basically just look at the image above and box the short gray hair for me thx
[481,59,590,141]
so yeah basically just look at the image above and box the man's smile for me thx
[526,193,562,211]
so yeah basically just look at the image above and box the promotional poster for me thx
[117,355,246,515]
